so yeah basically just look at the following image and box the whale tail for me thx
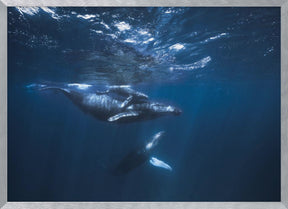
[26,83,48,91]
[26,83,71,94]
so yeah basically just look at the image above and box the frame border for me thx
[1,1,287,208]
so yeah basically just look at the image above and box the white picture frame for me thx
[1,1,287,208]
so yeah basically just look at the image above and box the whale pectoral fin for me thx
[108,111,140,122]
[120,95,133,108]
[149,157,172,171]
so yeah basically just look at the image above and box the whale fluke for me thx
[26,84,71,94]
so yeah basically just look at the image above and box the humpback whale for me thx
[31,83,181,123]
[113,131,172,175]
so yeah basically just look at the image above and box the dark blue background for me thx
[8,7,280,201]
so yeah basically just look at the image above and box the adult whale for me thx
[31,83,181,123]
[113,131,172,175]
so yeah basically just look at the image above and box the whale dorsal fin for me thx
[108,111,139,122]
[149,157,172,171]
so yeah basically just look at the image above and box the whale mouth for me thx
[173,108,182,115]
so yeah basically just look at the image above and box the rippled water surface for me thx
[8,7,280,201]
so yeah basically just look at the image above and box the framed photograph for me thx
[1,0,287,209]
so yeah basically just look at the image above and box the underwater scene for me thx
[8,7,280,201]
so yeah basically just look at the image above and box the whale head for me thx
[150,103,182,116]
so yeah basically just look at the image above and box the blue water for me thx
[8,7,280,201]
